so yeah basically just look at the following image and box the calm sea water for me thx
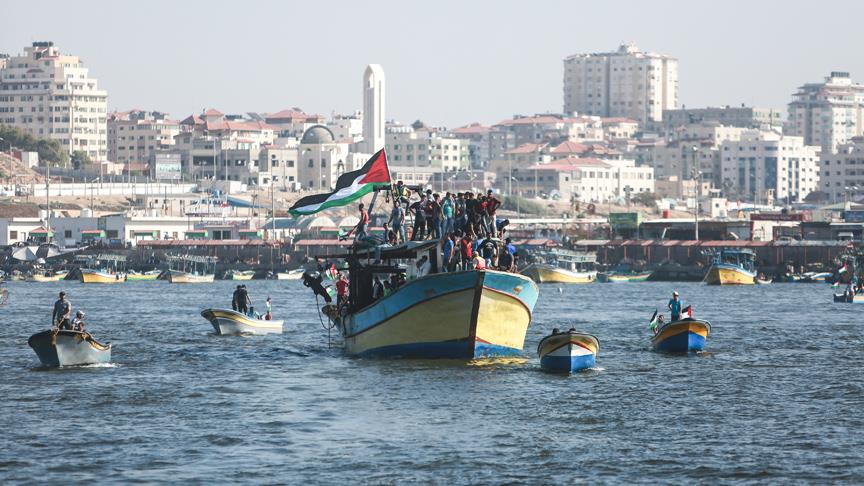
[0,279,862,484]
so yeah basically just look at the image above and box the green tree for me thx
[631,191,660,207]
[0,124,69,166]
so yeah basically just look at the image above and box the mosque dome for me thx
[301,125,335,144]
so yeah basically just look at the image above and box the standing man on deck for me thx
[52,291,72,329]
[668,291,682,322]
[237,285,251,315]
[388,201,406,244]
[232,285,242,311]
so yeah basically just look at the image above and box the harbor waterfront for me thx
[1,280,862,483]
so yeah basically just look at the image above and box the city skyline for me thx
[4,1,864,127]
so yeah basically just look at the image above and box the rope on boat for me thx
[314,294,337,348]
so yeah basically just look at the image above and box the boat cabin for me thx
[712,249,756,273]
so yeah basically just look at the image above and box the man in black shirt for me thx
[409,196,427,241]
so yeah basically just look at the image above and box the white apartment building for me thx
[819,138,864,202]
[386,125,469,172]
[326,111,364,143]
[563,43,678,125]
[648,123,747,186]
[720,130,821,203]
[787,72,864,154]
[258,146,299,189]
[516,158,654,202]
[108,110,179,164]
[0,42,108,160]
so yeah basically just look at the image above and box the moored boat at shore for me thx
[168,270,215,284]
[81,268,125,284]
[277,269,305,280]
[602,272,651,283]
[650,318,711,353]
[521,248,597,284]
[201,308,284,335]
[537,330,599,373]
[126,270,162,281]
[704,249,756,285]
[27,329,111,367]
[26,270,68,282]
[225,270,255,281]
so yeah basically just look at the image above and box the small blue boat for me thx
[537,330,599,373]
[650,318,711,353]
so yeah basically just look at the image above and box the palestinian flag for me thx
[326,263,338,281]
[648,310,660,330]
[289,149,391,216]
[681,305,693,319]
[839,263,848,274]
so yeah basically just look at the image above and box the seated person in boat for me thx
[668,291,681,321]
[497,247,514,272]
[52,291,72,329]
[472,252,487,270]
[71,310,87,332]
[480,236,498,268]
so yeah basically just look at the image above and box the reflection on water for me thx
[1,280,862,483]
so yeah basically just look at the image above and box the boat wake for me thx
[78,362,120,368]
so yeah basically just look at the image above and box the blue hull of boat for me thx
[654,331,706,353]
[540,354,596,373]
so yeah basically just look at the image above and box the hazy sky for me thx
[4,0,864,127]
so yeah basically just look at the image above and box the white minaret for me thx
[363,64,386,153]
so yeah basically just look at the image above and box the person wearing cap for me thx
[668,291,682,322]
[52,291,72,329]
[71,310,87,332]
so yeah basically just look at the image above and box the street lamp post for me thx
[691,146,700,241]
[510,176,521,218]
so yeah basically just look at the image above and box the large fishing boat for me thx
[520,248,597,284]
[125,269,162,281]
[703,249,757,285]
[290,149,540,359]
[320,241,539,358]
[166,255,217,283]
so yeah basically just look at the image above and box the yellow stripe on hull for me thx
[345,289,476,355]
[522,264,595,284]
[704,266,755,285]
[474,287,531,350]
[81,271,124,284]
[537,333,599,357]
[652,320,710,343]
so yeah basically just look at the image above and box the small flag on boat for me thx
[832,281,841,288]
[648,310,659,330]
[681,305,693,319]
[289,149,391,216]
[326,263,338,281]
[839,263,848,274]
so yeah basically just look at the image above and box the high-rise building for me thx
[786,72,864,154]
[0,42,108,161]
[362,64,385,153]
[719,130,821,203]
[563,43,677,125]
